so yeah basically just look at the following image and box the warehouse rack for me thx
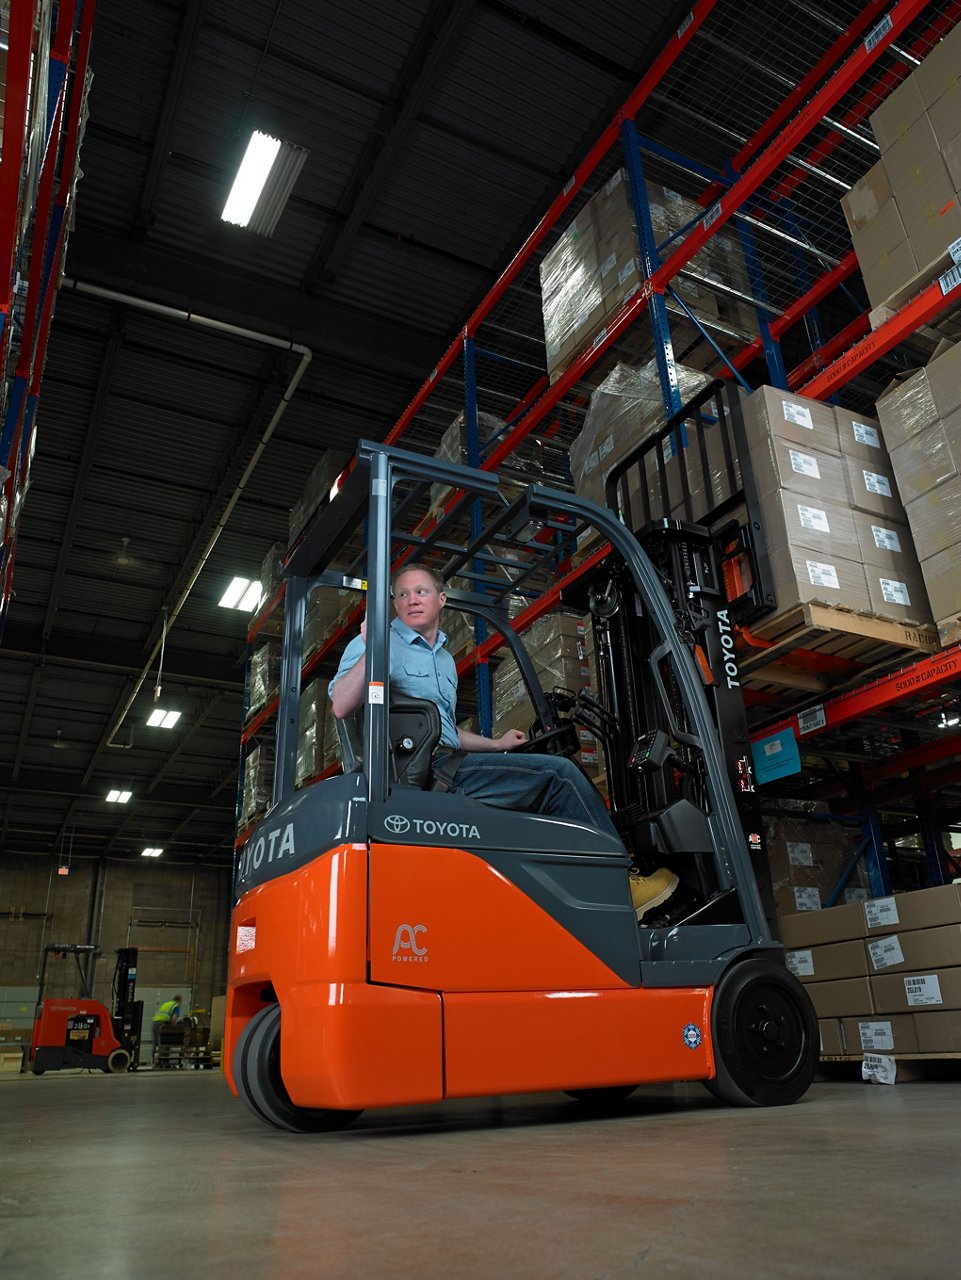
[0,0,95,634]
[240,3,961,881]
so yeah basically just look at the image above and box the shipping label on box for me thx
[868,934,905,971]
[786,949,814,979]
[864,896,900,931]
[903,973,942,1007]
[787,841,814,867]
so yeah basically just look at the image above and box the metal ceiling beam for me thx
[63,227,445,379]
[0,767,236,812]
[134,0,208,233]
[300,0,476,290]
[1,621,245,689]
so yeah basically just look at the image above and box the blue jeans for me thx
[438,750,623,844]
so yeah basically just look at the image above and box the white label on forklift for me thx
[949,236,961,267]
[786,949,814,978]
[797,704,826,735]
[859,1021,894,1051]
[782,401,813,429]
[864,896,899,930]
[793,886,821,912]
[806,560,839,589]
[797,504,830,532]
[872,524,902,553]
[372,479,388,496]
[904,974,942,1006]
[787,841,814,866]
[868,934,904,971]
[880,578,911,606]
[863,469,892,497]
[789,449,820,478]
[853,422,881,448]
[368,682,385,705]
[862,1052,896,1085]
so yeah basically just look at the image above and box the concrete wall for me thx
[0,855,232,1018]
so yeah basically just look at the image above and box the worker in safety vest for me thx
[151,995,182,1064]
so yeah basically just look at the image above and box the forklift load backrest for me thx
[335,695,442,788]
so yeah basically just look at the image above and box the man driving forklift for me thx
[329,561,684,923]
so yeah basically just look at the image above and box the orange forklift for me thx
[25,944,142,1074]
[226,398,817,1132]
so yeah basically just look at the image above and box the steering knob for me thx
[399,736,414,752]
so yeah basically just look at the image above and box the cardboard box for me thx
[779,900,867,949]
[889,416,961,505]
[885,116,961,267]
[852,201,918,309]
[752,434,848,504]
[905,476,961,560]
[864,883,961,933]
[840,1015,919,1055]
[914,19,961,111]
[863,565,932,626]
[920,543,961,622]
[914,1009,961,1052]
[818,1018,845,1057]
[840,162,893,235]
[869,70,927,151]
[806,976,874,1019]
[876,368,938,446]
[743,385,841,455]
[768,545,871,614]
[786,938,870,983]
[924,341,961,420]
[866,924,961,976]
[871,966,961,1014]
[834,410,888,465]
[841,455,905,521]
[852,512,919,570]
[776,885,823,917]
[759,489,859,561]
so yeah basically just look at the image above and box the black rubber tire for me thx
[240,1003,362,1134]
[565,1085,638,1106]
[104,1048,131,1074]
[233,1005,275,1125]
[706,957,819,1107]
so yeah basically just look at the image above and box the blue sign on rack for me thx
[751,727,801,784]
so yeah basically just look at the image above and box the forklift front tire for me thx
[705,957,818,1108]
[104,1048,131,1074]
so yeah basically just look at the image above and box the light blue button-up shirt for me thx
[328,616,460,747]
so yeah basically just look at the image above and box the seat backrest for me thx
[333,695,442,789]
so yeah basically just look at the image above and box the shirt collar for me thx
[391,616,448,650]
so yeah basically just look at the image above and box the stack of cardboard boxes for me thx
[743,387,932,626]
[783,883,961,1057]
[875,340,961,644]
[240,742,275,827]
[247,642,281,717]
[842,21,961,311]
[765,807,867,924]
[491,612,598,776]
[295,678,328,789]
[540,170,757,383]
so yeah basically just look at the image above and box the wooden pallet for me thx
[740,602,940,698]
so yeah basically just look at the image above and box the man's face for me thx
[393,569,446,635]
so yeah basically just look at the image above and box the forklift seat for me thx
[334,695,442,789]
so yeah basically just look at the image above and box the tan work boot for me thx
[629,867,679,921]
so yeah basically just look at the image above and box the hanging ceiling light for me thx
[221,130,309,237]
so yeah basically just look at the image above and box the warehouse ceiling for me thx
[1,0,957,870]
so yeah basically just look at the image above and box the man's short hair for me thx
[391,562,447,594]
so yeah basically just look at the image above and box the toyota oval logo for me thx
[384,814,410,834]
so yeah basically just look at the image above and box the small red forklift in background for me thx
[226,385,818,1132]
[25,943,142,1074]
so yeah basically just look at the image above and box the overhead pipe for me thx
[59,278,312,748]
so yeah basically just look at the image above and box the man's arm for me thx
[458,726,527,752]
[329,622,367,719]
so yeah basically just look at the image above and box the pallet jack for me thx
[24,944,143,1075]
[225,409,818,1132]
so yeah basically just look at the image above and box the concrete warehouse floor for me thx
[0,1068,956,1279]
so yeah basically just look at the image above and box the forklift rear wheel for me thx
[104,1048,131,1074]
[706,957,818,1107]
[236,1004,362,1134]
[565,1085,638,1106]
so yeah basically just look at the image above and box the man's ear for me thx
[438,591,447,609]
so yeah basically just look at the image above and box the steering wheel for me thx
[509,723,580,757]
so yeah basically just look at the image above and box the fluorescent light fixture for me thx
[221,130,309,237]
[219,577,263,612]
[106,789,132,804]
[141,847,164,858]
[147,708,181,728]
